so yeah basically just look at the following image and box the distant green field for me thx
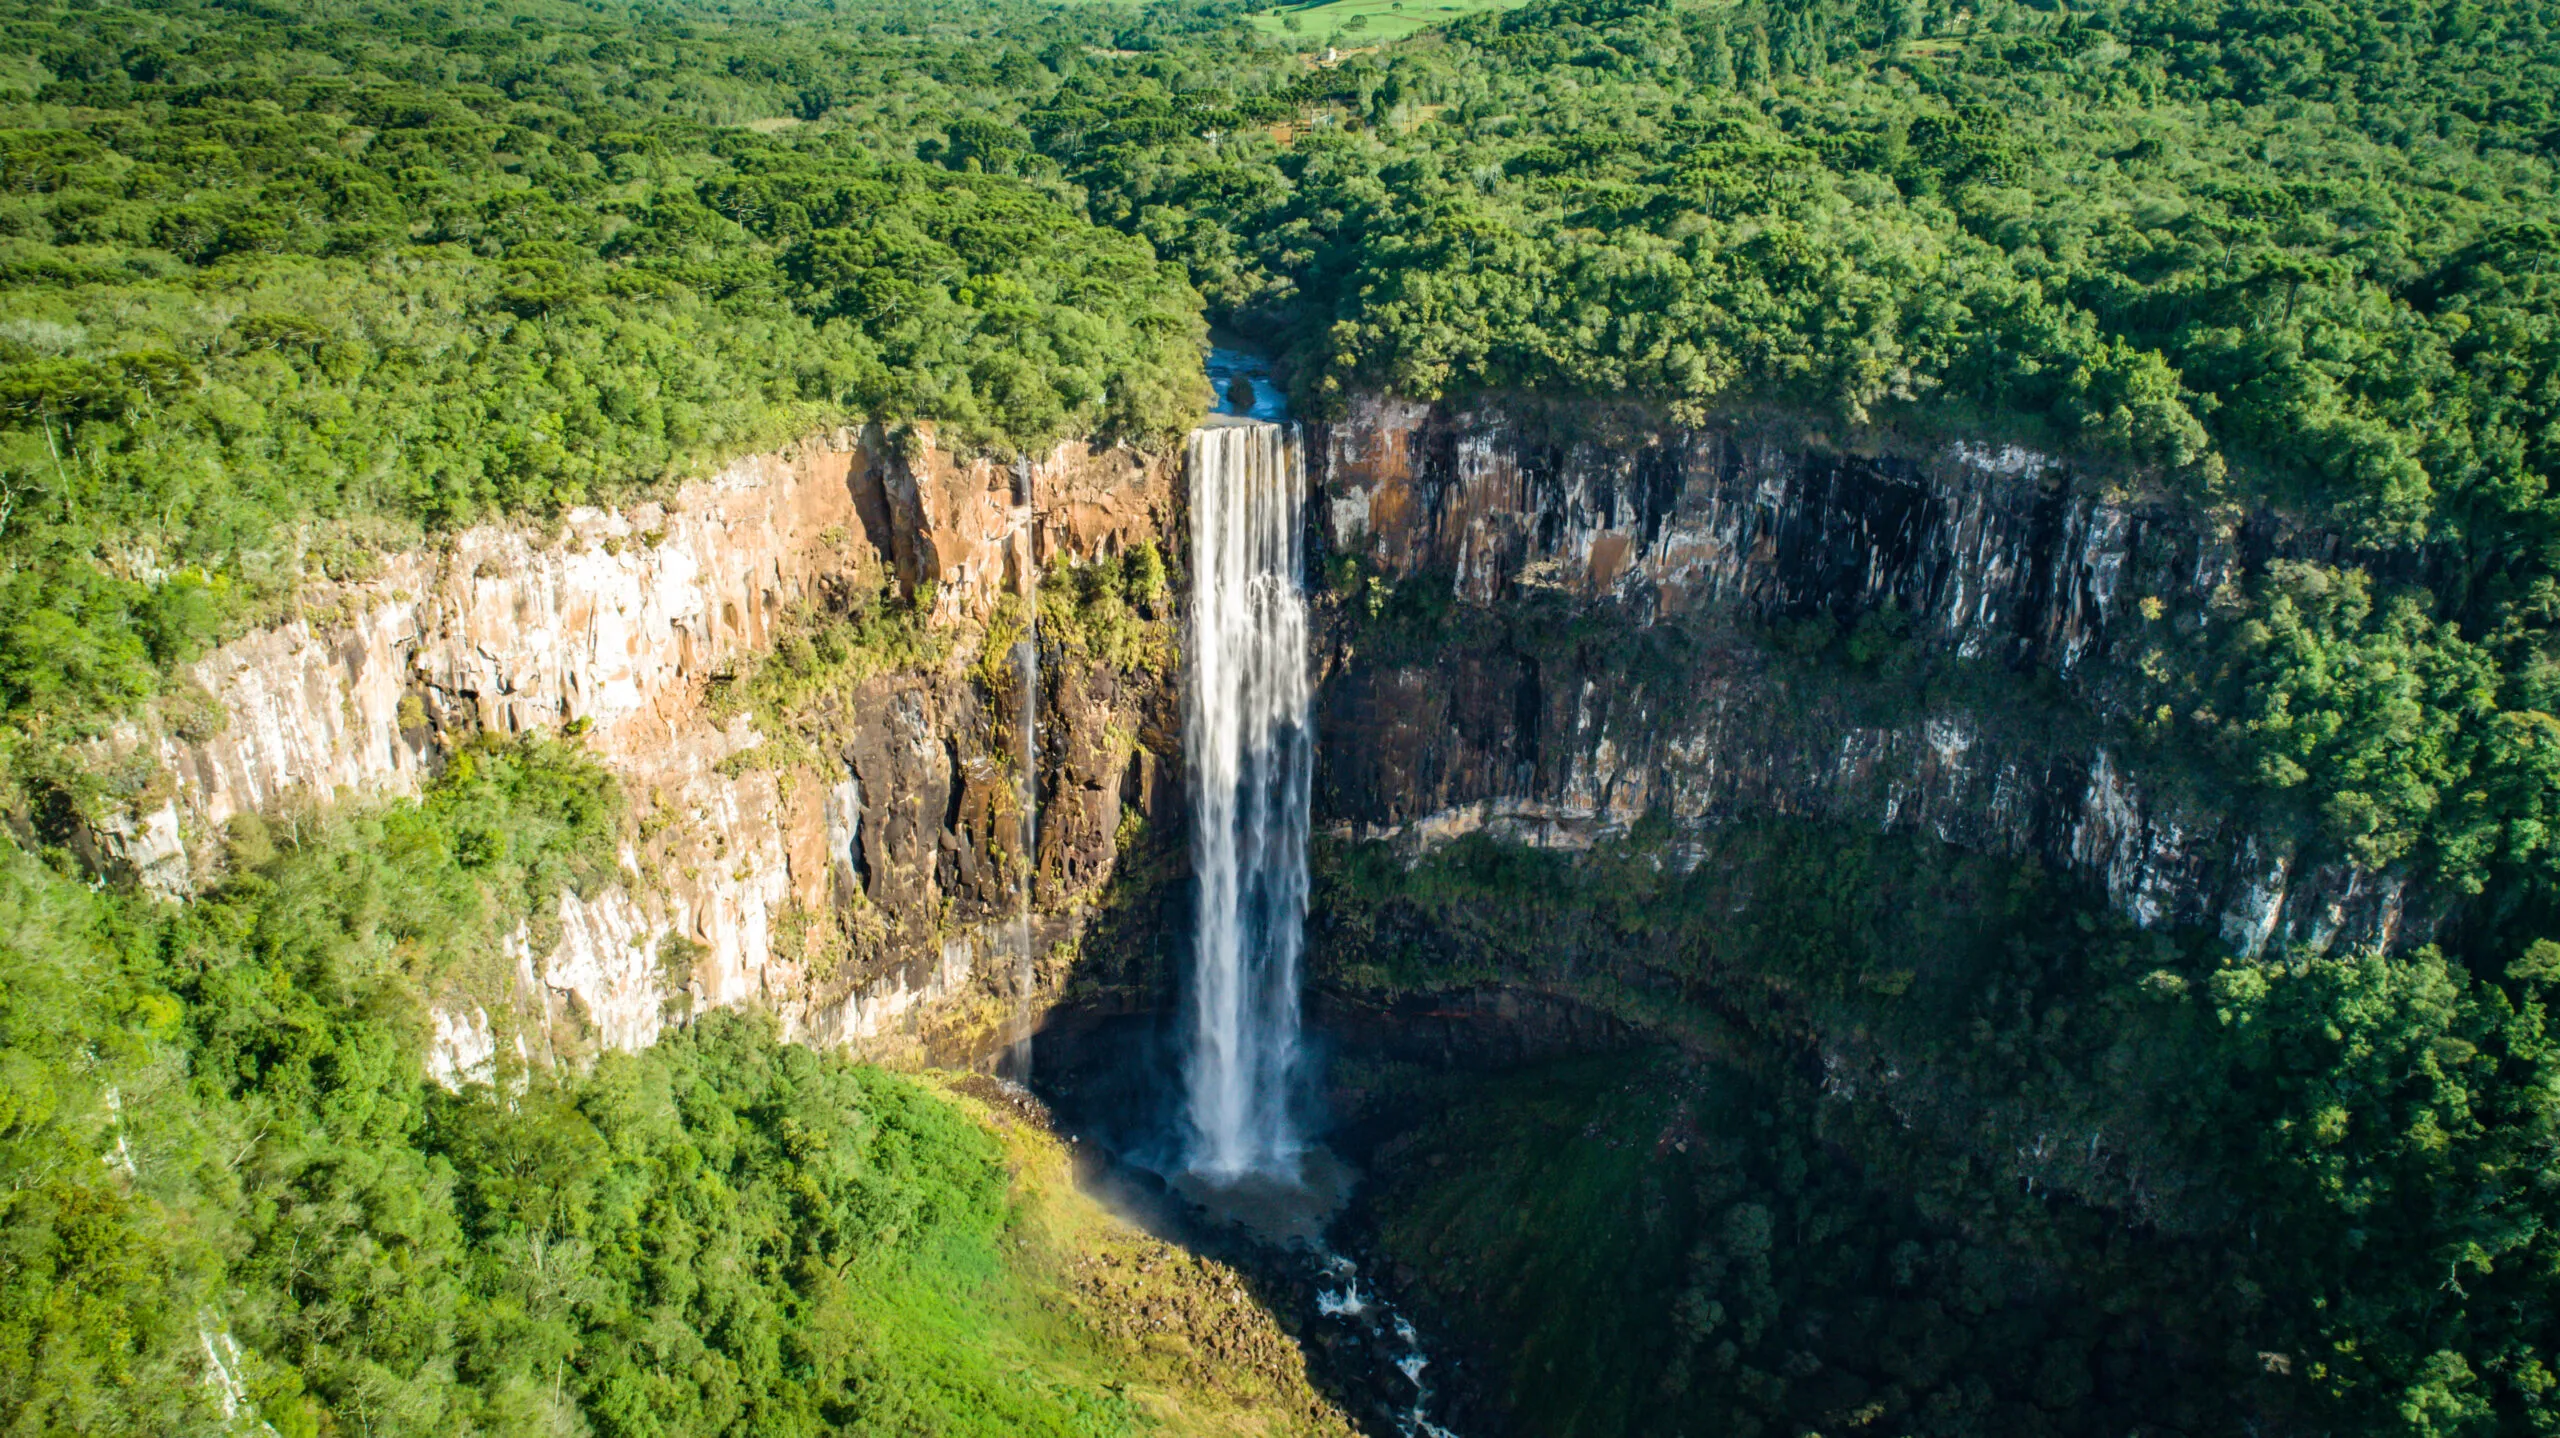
[1247,0,1529,46]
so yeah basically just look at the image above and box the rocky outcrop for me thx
[1312,394,2410,957]
[106,424,1184,1074]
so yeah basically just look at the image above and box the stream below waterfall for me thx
[1028,1009,1477,1438]
[1024,345,1466,1438]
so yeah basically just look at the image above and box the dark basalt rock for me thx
[1307,395,2422,962]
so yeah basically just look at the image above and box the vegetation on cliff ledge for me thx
[4,0,2560,1433]
[0,735,1348,1435]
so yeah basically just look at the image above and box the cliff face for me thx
[105,426,1183,1076]
[1311,394,2409,960]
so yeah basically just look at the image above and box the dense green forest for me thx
[1028,0,2560,910]
[2,738,1060,1432]
[0,0,1212,760]
[1319,813,2560,1435]
[3,735,1345,1435]
[11,0,2560,892]
[5,0,2560,1431]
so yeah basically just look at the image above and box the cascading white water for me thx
[1005,449,1042,1083]
[1173,390,1463,1436]
[1315,1248,1461,1437]
[1183,419,1313,1180]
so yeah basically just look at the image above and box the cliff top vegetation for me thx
[8,0,2559,914]
[3,0,2560,1433]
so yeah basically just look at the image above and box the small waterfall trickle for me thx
[1008,625,1038,1079]
[1007,453,1041,1083]
[1182,418,1313,1180]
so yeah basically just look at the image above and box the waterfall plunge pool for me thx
[1018,350,1467,1436]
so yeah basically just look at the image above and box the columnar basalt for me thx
[103,425,1185,1076]
[1312,394,2411,959]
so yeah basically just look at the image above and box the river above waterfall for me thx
[1208,343,1290,421]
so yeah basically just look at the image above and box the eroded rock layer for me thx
[1312,394,2410,959]
[105,425,1183,1074]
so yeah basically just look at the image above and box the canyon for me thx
[84,391,2418,1088]
[69,389,2433,1434]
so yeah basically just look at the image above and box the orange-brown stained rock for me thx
[1586,530,1633,590]
[108,422,1186,1071]
[888,429,1177,618]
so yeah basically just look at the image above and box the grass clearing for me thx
[1247,0,1531,46]
[927,1076,1359,1438]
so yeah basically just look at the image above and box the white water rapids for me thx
[1182,418,1313,1181]
[1317,1250,1461,1438]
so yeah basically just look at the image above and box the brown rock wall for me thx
[1312,395,2413,959]
[105,423,1186,1073]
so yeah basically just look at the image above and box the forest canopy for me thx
[0,0,1211,753]
[10,0,2559,754]
[7,0,2560,1433]
[0,736,1246,1435]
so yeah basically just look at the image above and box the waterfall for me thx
[1182,419,1313,1180]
